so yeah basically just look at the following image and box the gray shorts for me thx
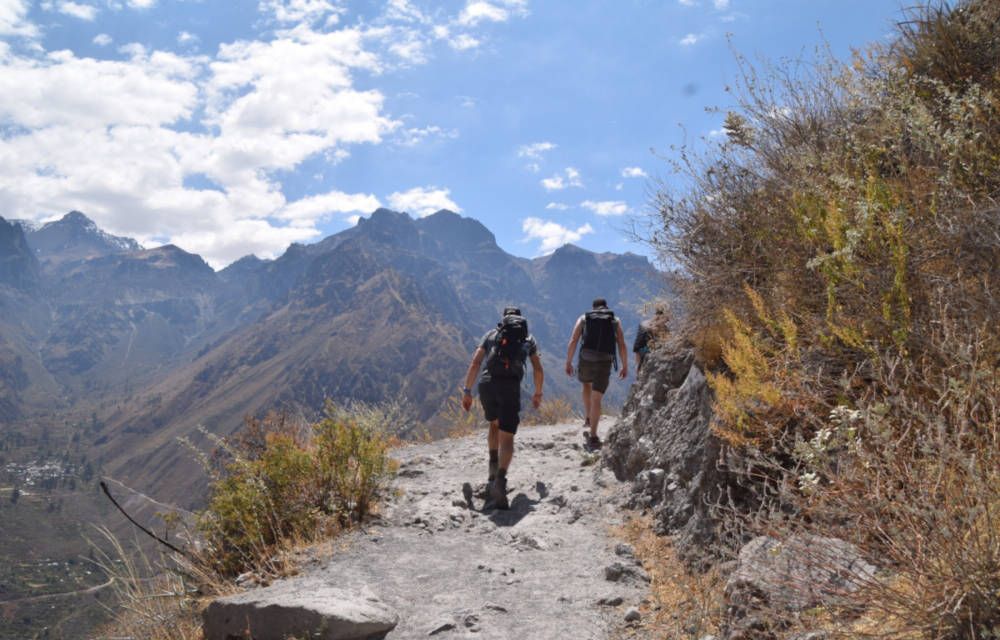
[578,358,612,394]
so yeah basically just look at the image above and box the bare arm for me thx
[565,317,583,376]
[616,321,629,379]
[529,353,544,408]
[461,347,486,410]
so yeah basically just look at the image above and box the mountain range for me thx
[0,209,664,506]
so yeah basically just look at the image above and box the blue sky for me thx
[0,0,905,268]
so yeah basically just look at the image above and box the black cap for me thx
[592,298,607,309]
[503,306,521,317]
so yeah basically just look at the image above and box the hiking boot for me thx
[490,475,509,510]
[587,433,602,450]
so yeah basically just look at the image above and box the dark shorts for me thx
[479,378,521,434]
[578,358,612,394]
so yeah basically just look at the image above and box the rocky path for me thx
[316,422,648,639]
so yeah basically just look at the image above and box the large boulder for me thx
[722,535,876,639]
[725,534,876,613]
[202,577,398,640]
[603,347,722,561]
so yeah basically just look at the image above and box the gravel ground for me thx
[306,422,651,639]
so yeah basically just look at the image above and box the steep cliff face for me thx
[0,216,40,291]
[603,348,724,562]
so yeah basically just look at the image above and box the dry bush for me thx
[521,396,580,426]
[790,324,1000,639]
[98,403,400,637]
[643,1,1000,637]
[616,515,725,639]
[87,526,212,640]
[196,403,397,578]
[436,393,487,438]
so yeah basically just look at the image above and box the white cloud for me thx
[519,141,554,172]
[396,124,458,146]
[621,166,647,178]
[276,190,380,225]
[0,49,199,128]
[714,0,730,9]
[449,34,480,50]
[177,31,198,45]
[458,95,476,108]
[545,202,568,210]
[581,200,628,216]
[385,0,426,23]
[259,0,341,24]
[522,217,593,254]
[678,0,696,5]
[0,0,527,267]
[0,0,39,38]
[388,186,461,217]
[518,141,555,159]
[169,221,319,269]
[55,1,97,20]
[388,33,429,64]
[679,33,701,46]
[614,182,623,191]
[541,166,582,191]
[458,1,508,26]
[0,18,400,267]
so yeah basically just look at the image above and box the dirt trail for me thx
[304,422,649,639]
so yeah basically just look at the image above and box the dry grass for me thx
[614,515,725,639]
[521,396,581,426]
[87,526,212,640]
[97,402,400,638]
[641,1,1000,637]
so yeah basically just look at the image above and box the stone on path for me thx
[202,577,397,640]
[427,619,457,635]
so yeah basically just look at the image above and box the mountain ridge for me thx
[1,208,665,508]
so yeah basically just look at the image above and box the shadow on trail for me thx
[488,493,539,527]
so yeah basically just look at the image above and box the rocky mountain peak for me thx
[24,210,141,264]
[141,244,214,273]
[541,243,599,272]
[362,208,414,227]
[353,208,421,250]
[417,209,496,248]
[61,210,96,227]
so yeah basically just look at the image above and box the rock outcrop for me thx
[722,534,876,639]
[603,347,722,561]
[202,578,398,640]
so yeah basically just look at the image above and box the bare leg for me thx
[498,431,514,471]
[589,390,604,437]
[581,382,592,425]
[488,420,499,450]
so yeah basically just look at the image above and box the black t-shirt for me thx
[479,328,538,383]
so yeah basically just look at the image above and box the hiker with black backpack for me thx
[565,298,628,449]
[461,307,543,509]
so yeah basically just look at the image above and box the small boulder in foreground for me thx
[202,577,398,640]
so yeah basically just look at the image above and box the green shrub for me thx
[197,405,396,578]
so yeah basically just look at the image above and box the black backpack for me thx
[486,314,529,379]
[582,308,617,356]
